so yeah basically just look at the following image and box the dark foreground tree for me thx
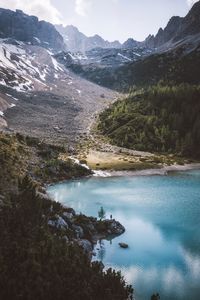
[0,177,133,300]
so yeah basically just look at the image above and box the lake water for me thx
[47,170,200,300]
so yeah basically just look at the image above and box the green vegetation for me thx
[115,47,200,90]
[0,177,133,300]
[98,206,106,220]
[69,47,200,91]
[98,84,200,158]
[0,133,133,299]
[0,132,91,194]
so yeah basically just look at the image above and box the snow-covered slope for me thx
[0,39,65,93]
[0,38,118,144]
[55,47,153,70]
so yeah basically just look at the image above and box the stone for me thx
[36,191,52,201]
[48,216,68,230]
[63,212,74,219]
[119,243,128,249]
[107,219,125,235]
[63,235,69,242]
[72,225,84,239]
[63,207,75,216]
[78,239,93,254]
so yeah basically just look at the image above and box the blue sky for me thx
[0,0,198,42]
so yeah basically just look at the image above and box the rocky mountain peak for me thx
[0,8,65,51]
[122,38,140,49]
[145,1,200,49]
[174,0,200,40]
[56,24,121,52]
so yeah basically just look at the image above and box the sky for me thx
[0,0,198,42]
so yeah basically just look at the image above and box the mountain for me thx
[0,33,116,143]
[1,1,200,138]
[98,84,200,158]
[145,0,200,49]
[70,1,200,90]
[122,38,141,48]
[56,24,121,52]
[0,8,65,51]
[80,38,200,90]
[55,46,153,70]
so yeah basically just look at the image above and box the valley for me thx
[0,38,119,144]
[0,2,200,300]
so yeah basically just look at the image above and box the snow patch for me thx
[93,170,111,177]
[33,37,41,44]
[70,157,90,170]
[0,79,6,86]
[76,89,81,95]
[133,52,141,57]
[117,53,132,61]
[51,57,63,71]
[9,103,16,108]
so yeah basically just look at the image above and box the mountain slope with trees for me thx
[98,84,200,158]
[0,132,133,300]
[0,176,133,300]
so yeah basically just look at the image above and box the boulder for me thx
[36,191,52,201]
[63,211,74,219]
[72,225,84,239]
[106,219,125,235]
[119,243,128,249]
[63,235,69,242]
[48,216,68,230]
[78,239,93,254]
[0,194,5,208]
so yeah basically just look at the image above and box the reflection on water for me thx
[48,170,200,300]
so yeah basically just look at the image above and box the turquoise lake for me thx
[47,170,200,300]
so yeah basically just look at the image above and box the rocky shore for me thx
[39,188,125,258]
[93,163,200,177]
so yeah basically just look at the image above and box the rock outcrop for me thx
[0,8,65,51]
[46,202,125,257]
[145,0,200,49]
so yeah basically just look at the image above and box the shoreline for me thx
[92,163,200,178]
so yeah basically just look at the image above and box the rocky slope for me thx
[0,131,126,258]
[0,36,118,144]
[55,46,153,68]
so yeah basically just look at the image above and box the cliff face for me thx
[145,0,200,48]
[175,1,200,40]
[0,8,65,51]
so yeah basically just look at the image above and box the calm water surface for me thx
[47,170,200,300]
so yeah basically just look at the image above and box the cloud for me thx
[0,0,62,24]
[187,0,198,6]
[75,0,92,16]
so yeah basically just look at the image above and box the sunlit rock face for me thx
[55,24,121,53]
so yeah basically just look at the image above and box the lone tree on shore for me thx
[98,206,106,221]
